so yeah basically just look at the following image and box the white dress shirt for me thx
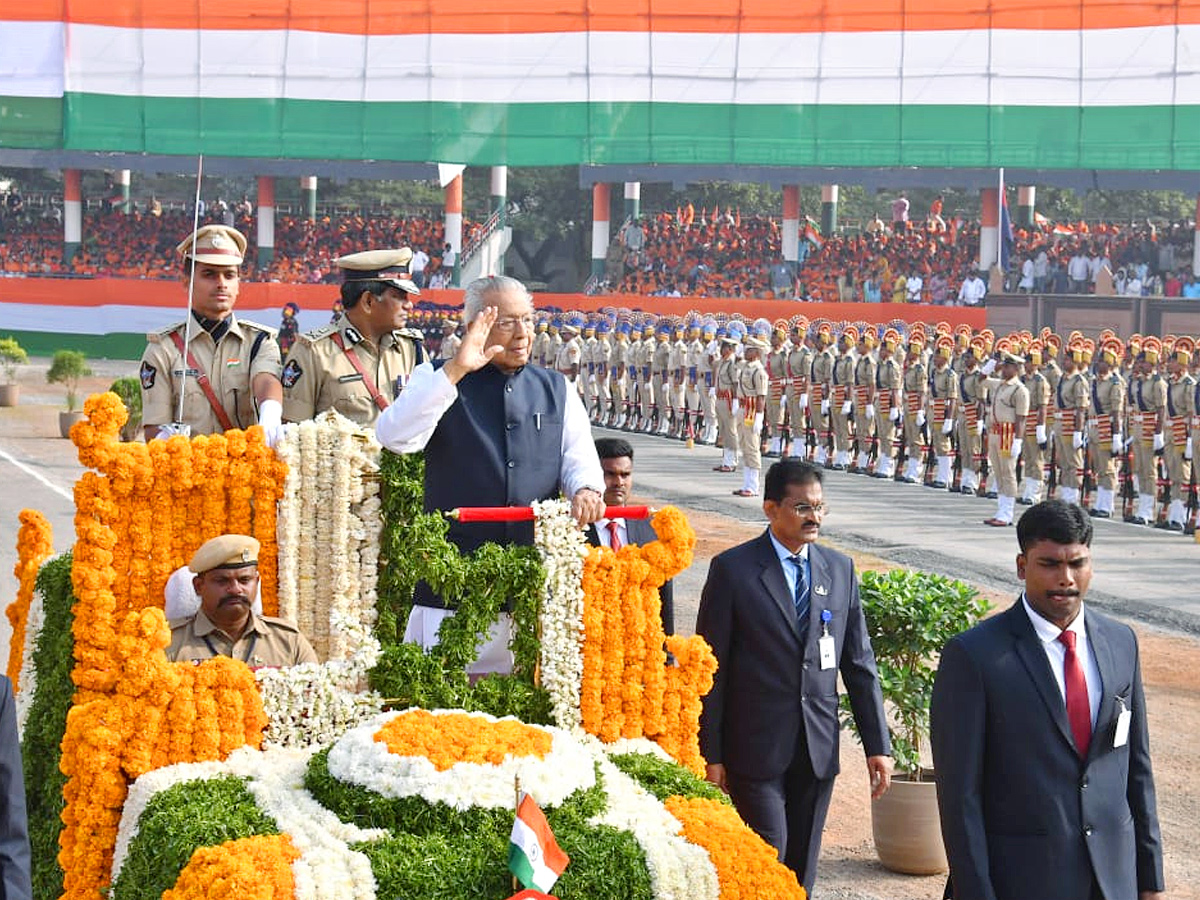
[375,361,603,499]
[1022,595,1102,728]
[768,530,810,603]
[595,517,628,549]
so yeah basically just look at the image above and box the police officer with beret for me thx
[167,534,318,667]
[281,249,427,426]
[140,225,284,442]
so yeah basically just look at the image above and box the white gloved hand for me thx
[753,413,764,433]
[942,419,954,435]
[916,409,927,428]
[799,393,809,408]
[708,387,717,397]
[1009,440,1022,459]
[1153,432,1164,452]
[841,400,852,415]
[154,422,192,440]
[890,406,901,423]
[976,420,985,436]
[980,358,997,376]
[1112,433,1123,454]
[866,403,876,420]
[1035,423,1047,444]
[1072,431,1084,449]
[821,399,831,415]
[731,399,740,416]
[257,399,285,448]
[1186,437,1194,460]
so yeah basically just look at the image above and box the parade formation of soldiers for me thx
[140,231,1200,535]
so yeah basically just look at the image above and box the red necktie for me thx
[608,520,622,552]
[1058,630,1091,758]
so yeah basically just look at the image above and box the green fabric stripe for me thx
[0,96,64,149]
[58,94,1200,169]
[2,329,146,360]
[507,843,537,890]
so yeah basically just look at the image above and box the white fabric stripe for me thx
[0,301,324,336]
[64,200,82,244]
[0,21,64,97]
[51,23,1200,107]
[591,220,609,260]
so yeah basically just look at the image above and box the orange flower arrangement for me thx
[163,834,300,900]
[665,795,807,900]
[57,394,281,900]
[576,506,715,773]
[374,709,552,771]
[7,508,53,688]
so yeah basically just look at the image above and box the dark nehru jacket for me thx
[425,359,566,554]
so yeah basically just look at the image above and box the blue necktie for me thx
[789,554,810,634]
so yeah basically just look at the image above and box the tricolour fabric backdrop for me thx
[2,0,1199,168]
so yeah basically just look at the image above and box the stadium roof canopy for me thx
[3,0,1200,190]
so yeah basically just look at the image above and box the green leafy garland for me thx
[20,552,74,900]
[607,752,730,805]
[370,451,550,723]
[305,749,653,900]
[111,777,279,900]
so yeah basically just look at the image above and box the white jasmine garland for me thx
[326,709,596,811]
[601,736,675,763]
[15,583,47,734]
[532,499,588,730]
[274,426,303,624]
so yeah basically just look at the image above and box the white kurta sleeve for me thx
[559,387,604,498]
[375,362,458,452]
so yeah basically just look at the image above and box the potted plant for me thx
[842,567,988,875]
[46,349,93,437]
[0,336,27,406]
[109,376,143,442]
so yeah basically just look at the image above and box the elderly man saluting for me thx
[168,534,318,667]
[376,275,605,674]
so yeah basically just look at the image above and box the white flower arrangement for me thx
[325,709,597,811]
[15,583,47,734]
[532,498,588,730]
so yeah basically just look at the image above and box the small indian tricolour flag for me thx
[508,794,569,893]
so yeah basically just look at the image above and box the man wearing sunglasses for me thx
[697,458,892,895]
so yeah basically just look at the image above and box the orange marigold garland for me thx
[7,508,53,689]
[374,708,553,771]
[665,795,807,900]
[163,834,300,900]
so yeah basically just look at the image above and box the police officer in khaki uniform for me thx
[734,337,769,497]
[1159,338,1196,531]
[928,337,959,489]
[955,343,988,495]
[1085,341,1126,519]
[871,330,903,479]
[785,323,812,459]
[168,534,318,667]
[829,329,857,470]
[980,352,1029,526]
[140,225,283,442]
[1018,345,1051,506]
[1126,339,1167,524]
[281,249,426,427]
[437,318,462,361]
[899,336,929,484]
[809,327,836,466]
[764,325,790,456]
[851,332,877,473]
[1052,345,1091,507]
[713,334,742,471]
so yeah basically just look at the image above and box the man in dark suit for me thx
[931,499,1164,900]
[586,438,674,635]
[0,675,31,900]
[697,458,892,894]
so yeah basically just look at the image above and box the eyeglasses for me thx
[791,502,828,517]
[493,315,536,333]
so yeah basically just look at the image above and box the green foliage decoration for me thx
[21,552,75,900]
[841,568,989,779]
[45,349,92,412]
[607,752,730,805]
[110,776,279,900]
[370,451,549,722]
[0,336,28,382]
[304,748,653,900]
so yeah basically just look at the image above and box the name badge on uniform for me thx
[818,610,836,670]
[337,373,364,383]
[1113,696,1131,748]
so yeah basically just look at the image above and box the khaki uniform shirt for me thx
[1022,371,1050,424]
[141,315,281,435]
[787,344,812,387]
[652,339,672,376]
[737,358,769,400]
[929,364,957,418]
[985,376,1031,424]
[437,332,461,361]
[555,336,582,374]
[281,318,425,426]
[1056,370,1090,431]
[1091,372,1124,420]
[532,331,553,367]
[168,610,319,667]
[875,357,902,404]
[716,355,741,394]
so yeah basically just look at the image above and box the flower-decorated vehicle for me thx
[10,393,807,900]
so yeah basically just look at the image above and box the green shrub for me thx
[109,376,142,441]
[0,336,27,383]
[45,349,91,411]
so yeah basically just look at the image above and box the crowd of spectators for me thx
[2,185,1197,302]
[0,198,479,286]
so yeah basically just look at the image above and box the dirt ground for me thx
[679,507,1199,900]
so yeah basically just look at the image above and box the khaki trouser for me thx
[1023,424,1046,482]
[716,393,738,452]
[787,383,808,442]
[738,409,763,470]
[988,429,1019,497]
[1164,439,1190,503]
[1055,427,1083,491]
[875,406,898,461]
[1087,423,1118,492]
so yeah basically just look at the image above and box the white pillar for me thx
[592,183,610,279]
[782,185,800,264]
[64,169,82,263]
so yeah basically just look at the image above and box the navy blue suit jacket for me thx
[931,601,1164,900]
[696,530,890,780]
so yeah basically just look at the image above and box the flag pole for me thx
[513,776,521,893]
[997,167,1005,271]
[174,154,205,428]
